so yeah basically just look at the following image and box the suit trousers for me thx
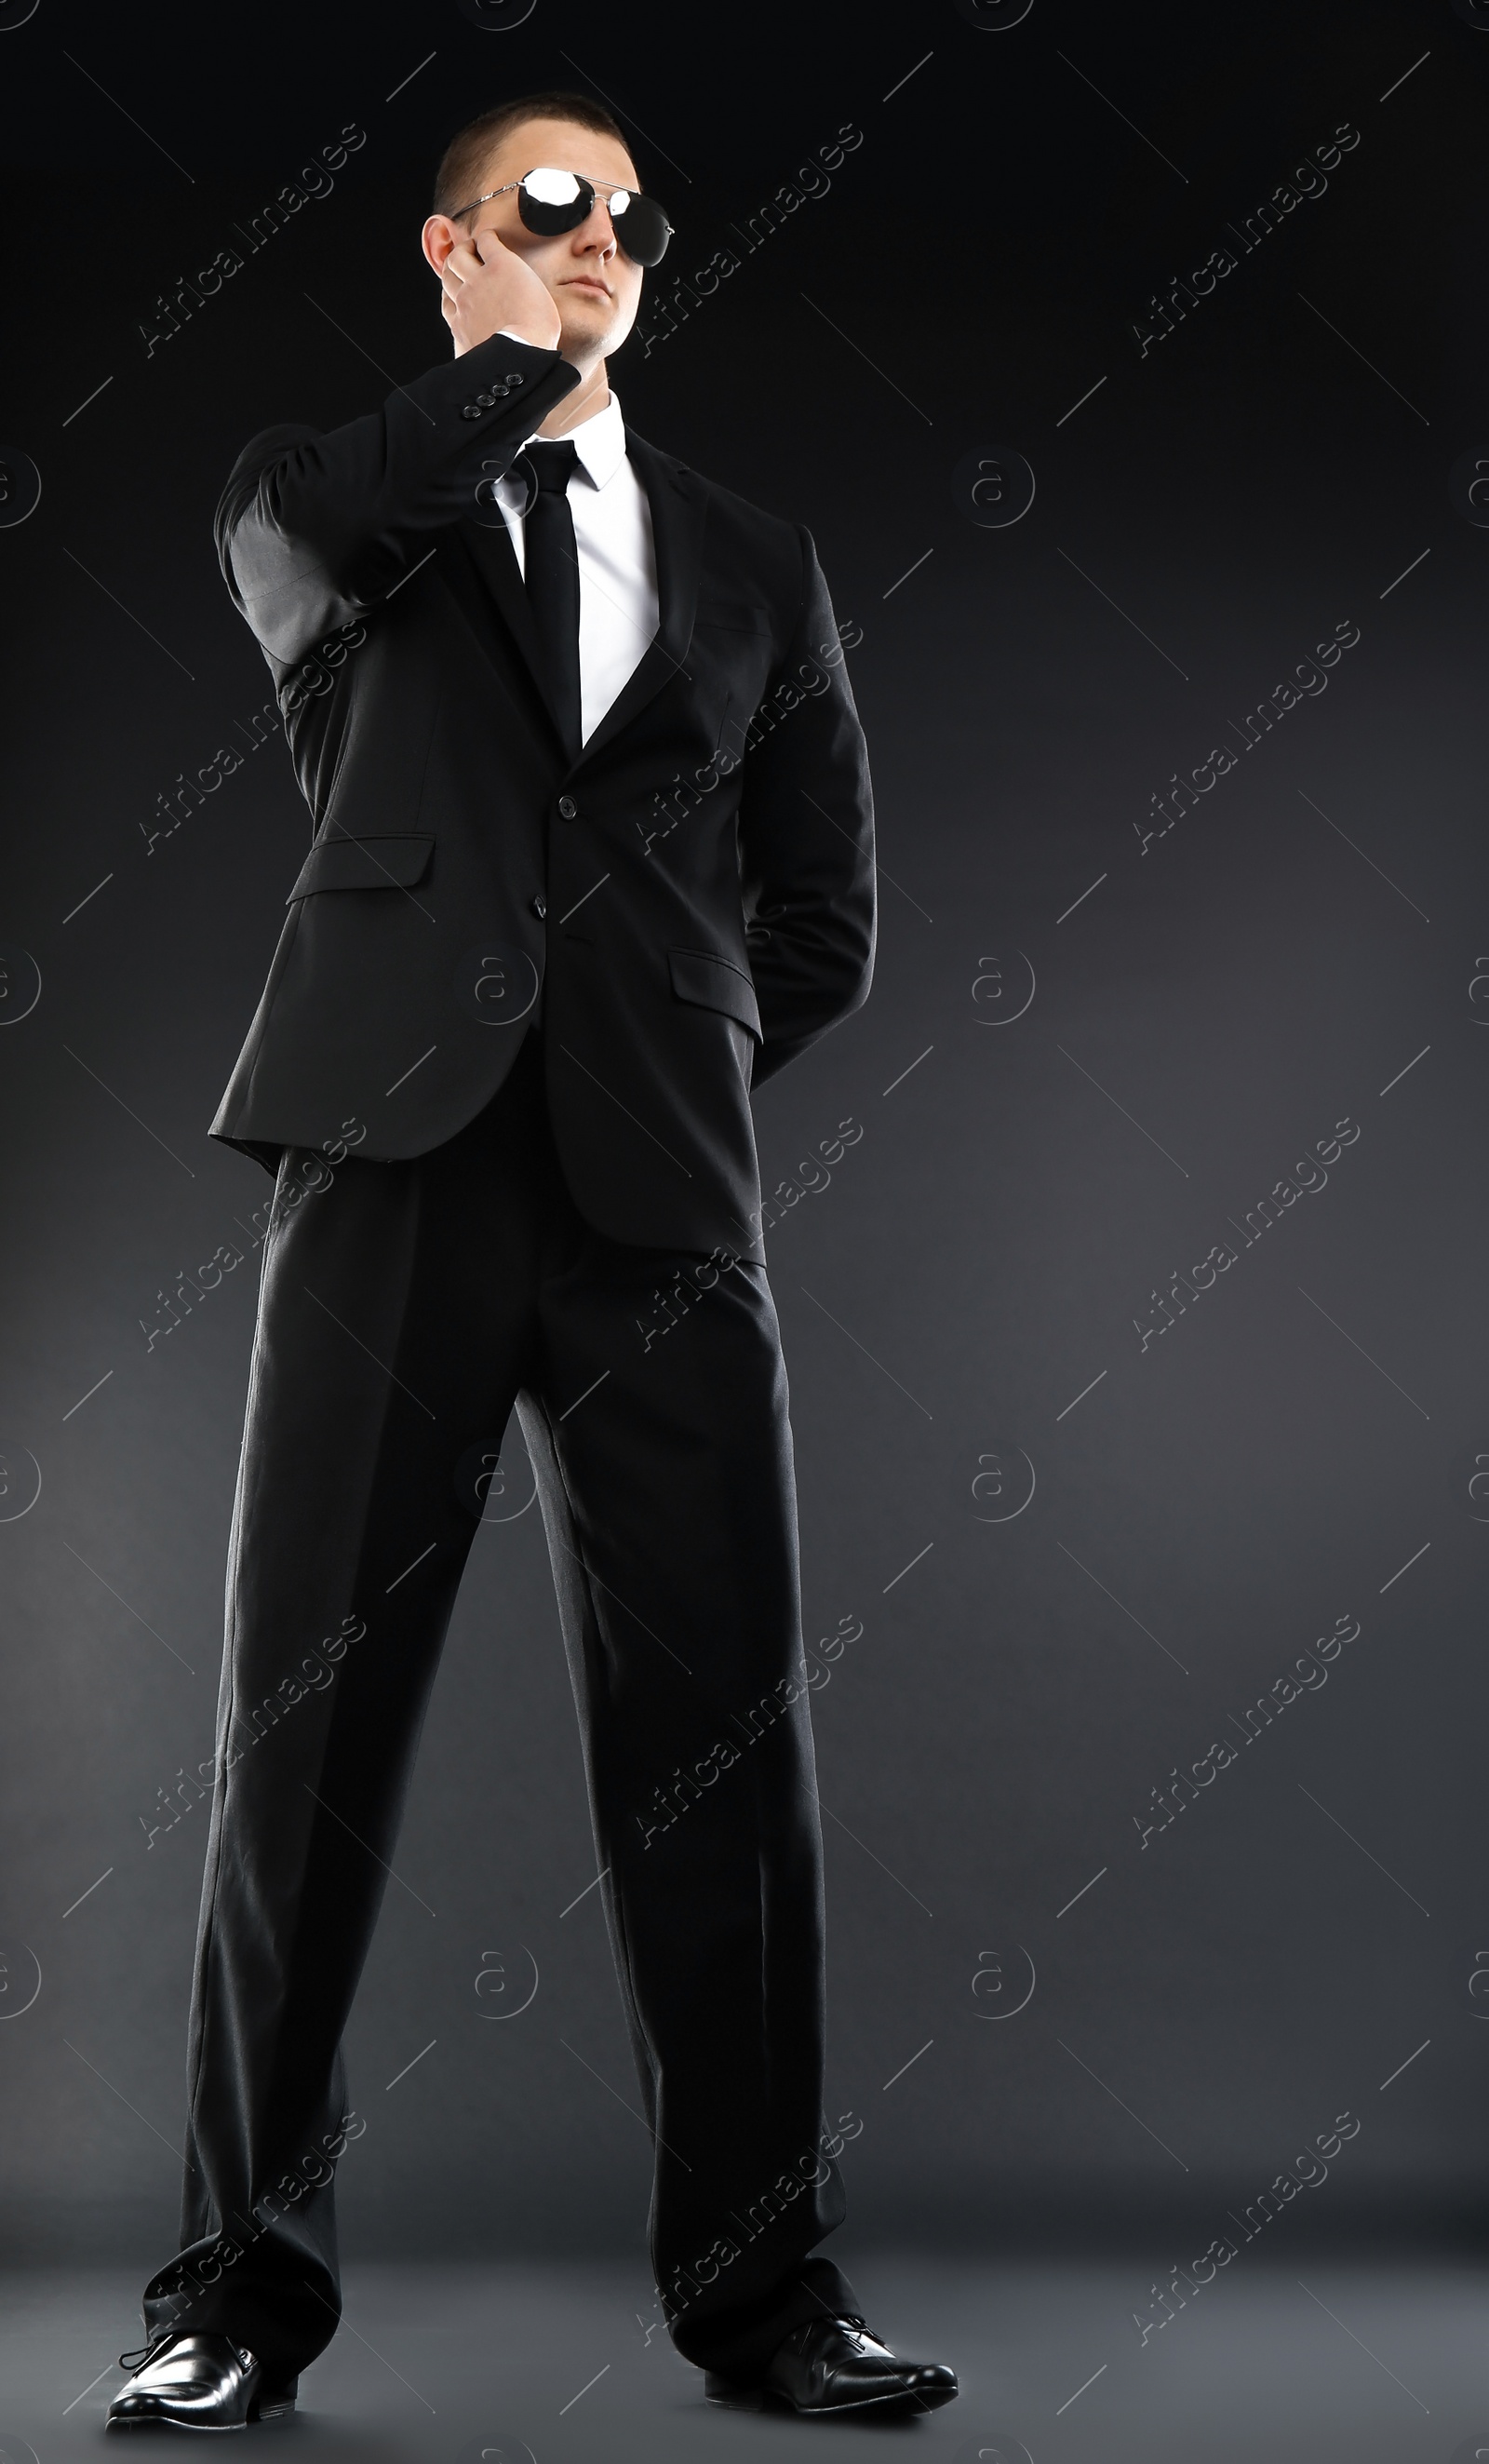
[140,1024,856,2382]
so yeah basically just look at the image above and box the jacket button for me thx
[557,795,577,819]
[530,895,547,920]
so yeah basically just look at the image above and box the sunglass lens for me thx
[518,168,591,234]
[609,189,672,266]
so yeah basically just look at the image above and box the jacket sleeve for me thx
[737,525,876,1087]
[213,330,581,667]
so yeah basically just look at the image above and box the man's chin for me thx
[557,302,631,364]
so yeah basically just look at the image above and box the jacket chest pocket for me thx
[691,601,776,755]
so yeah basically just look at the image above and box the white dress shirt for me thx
[489,389,659,746]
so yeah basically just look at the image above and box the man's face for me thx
[458,115,646,362]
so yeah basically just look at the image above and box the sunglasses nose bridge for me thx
[584,195,619,251]
[543,179,615,253]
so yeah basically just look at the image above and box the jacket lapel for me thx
[449,512,562,736]
[575,432,707,769]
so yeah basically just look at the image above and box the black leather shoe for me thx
[704,2312,959,2415]
[106,2332,298,2430]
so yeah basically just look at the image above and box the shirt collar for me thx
[524,391,627,490]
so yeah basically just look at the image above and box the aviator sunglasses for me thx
[449,166,674,268]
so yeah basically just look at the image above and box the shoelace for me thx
[117,2331,182,2374]
[790,2310,870,2350]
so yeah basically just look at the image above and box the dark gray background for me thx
[1,0,1484,2291]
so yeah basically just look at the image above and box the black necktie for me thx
[522,438,582,759]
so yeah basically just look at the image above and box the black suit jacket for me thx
[210,328,875,1254]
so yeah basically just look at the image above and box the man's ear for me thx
[422,215,460,276]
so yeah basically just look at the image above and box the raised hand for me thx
[436,222,562,357]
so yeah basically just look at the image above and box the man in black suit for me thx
[108,89,956,2431]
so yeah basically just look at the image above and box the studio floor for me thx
[1,2254,1484,2461]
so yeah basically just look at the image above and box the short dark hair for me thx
[433,89,634,217]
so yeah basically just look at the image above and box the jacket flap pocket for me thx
[669,946,762,1039]
[694,598,772,635]
[288,833,435,901]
